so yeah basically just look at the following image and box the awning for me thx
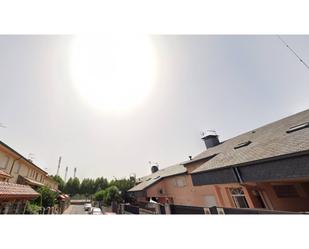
[0,170,12,179]
[18,175,44,187]
[0,182,39,200]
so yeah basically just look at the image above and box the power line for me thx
[277,35,309,70]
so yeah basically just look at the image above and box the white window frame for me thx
[229,188,249,208]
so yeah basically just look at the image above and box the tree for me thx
[80,178,96,197]
[34,186,57,208]
[51,175,65,192]
[94,177,109,192]
[64,178,73,195]
[64,177,80,196]
[94,189,106,202]
[71,177,80,195]
[109,178,136,202]
[103,186,121,206]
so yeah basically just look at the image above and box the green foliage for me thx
[94,177,109,192]
[51,175,65,192]
[94,189,106,202]
[34,186,57,208]
[103,186,122,206]
[94,186,122,206]
[80,178,96,196]
[63,176,136,204]
[108,178,136,202]
[25,202,42,214]
[64,177,80,196]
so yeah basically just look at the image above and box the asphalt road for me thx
[64,205,89,214]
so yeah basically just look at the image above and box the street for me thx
[63,205,89,214]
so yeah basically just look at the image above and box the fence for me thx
[170,204,205,214]
[121,203,306,215]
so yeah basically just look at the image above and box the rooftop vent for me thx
[286,122,309,133]
[201,130,220,149]
[234,141,251,149]
[153,176,160,180]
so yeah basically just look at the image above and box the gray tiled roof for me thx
[191,109,309,174]
[128,164,187,192]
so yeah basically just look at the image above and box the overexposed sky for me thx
[0,35,309,180]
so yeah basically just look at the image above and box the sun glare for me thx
[70,34,156,113]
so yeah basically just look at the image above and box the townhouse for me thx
[187,109,309,212]
[0,140,58,214]
[129,108,309,213]
[129,163,221,208]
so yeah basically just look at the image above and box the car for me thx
[89,207,103,215]
[84,203,92,211]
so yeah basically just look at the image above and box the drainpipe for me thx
[9,156,23,176]
[232,167,243,184]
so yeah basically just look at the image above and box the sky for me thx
[0,35,309,180]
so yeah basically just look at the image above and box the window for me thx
[272,184,299,198]
[251,190,268,209]
[0,155,10,169]
[204,195,217,207]
[286,122,309,133]
[234,141,251,149]
[35,172,38,180]
[229,188,249,208]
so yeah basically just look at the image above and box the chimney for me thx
[151,165,159,174]
[201,131,220,149]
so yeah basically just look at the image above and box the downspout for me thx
[232,167,243,184]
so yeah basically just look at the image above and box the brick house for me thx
[186,109,309,212]
[130,109,309,213]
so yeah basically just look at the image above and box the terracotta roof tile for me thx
[0,182,39,199]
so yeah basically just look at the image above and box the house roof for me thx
[0,140,58,187]
[128,164,187,192]
[0,140,48,175]
[0,182,39,199]
[190,109,309,174]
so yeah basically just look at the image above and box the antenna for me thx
[64,166,68,182]
[56,156,62,176]
[277,35,309,70]
[73,167,77,178]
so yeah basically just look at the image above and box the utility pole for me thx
[56,156,62,176]
[73,167,77,178]
[64,166,68,182]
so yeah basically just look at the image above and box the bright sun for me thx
[70,34,156,113]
